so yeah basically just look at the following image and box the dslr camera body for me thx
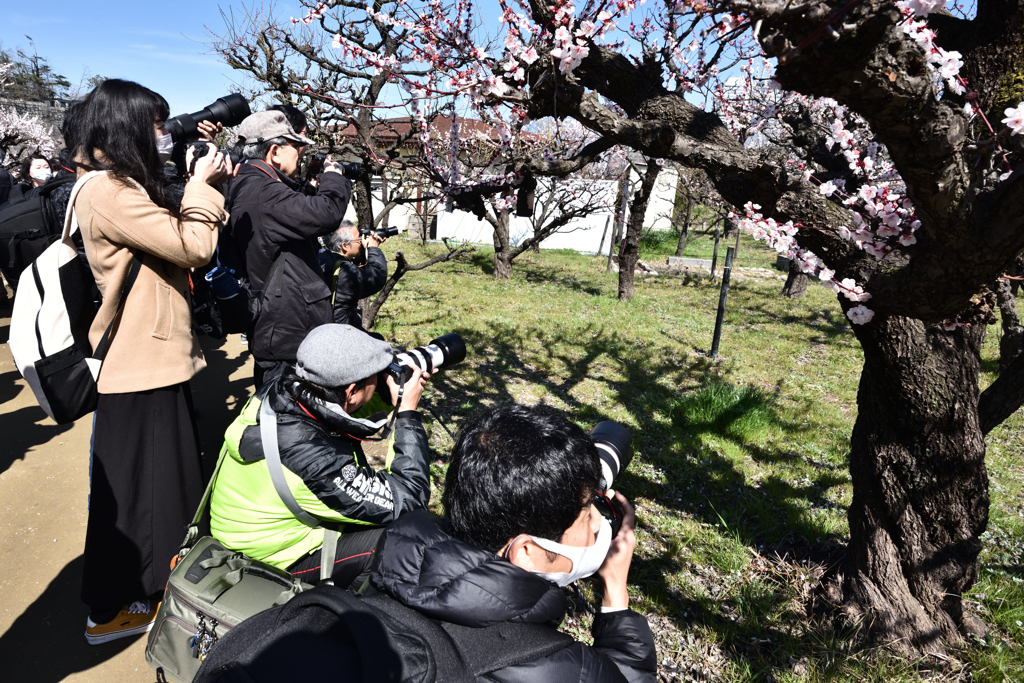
[360,226,400,240]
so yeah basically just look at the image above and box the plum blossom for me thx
[818,180,837,196]
[1002,103,1024,136]
[847,305,875,325]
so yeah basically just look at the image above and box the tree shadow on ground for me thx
[0,555,139,681]
[425,320,853,676]
[191,335,253,474]
[0,396,76,477]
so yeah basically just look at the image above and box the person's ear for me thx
[505,536,552,572]
[268,143,284,167]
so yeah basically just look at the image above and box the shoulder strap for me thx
[259,397,339,583]
[62,171,108,241]
[180,440,233,552]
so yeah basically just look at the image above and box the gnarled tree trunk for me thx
[618,161,659,301]
[781,260,809,299]
[491,208,513,279]
[843,316,989,655]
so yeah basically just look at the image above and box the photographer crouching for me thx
[323,220,388,330]
[369,403,657,682]
[210,323,432,589]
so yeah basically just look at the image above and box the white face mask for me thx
[30,170,53,184]
[509,516,612,587]
[155,132,174,162]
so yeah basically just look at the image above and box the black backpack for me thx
[191,585,574,683]
[0,175,76,289]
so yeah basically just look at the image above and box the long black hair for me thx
[73,79,174,212]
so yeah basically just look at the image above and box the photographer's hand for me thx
[187,144,235,185]
[196,120,223,142]
[386,366,429,412]
[596,490,635,610]
[363,233,383,249]
[321,156,343,176]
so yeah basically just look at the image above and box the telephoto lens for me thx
[339,162,362,179]
[166,93,252,142]
[360,226,400,239]
[382,333,467,390]
[396,333,466,373]
[590,421,633,537]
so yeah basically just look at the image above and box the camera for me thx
[360,226,400,240]
[166,94,252,143]
[589,421,633,537]
[186,140,244,175]
[307,154,362,180]
[382,332,467,387]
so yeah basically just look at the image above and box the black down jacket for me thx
[370,510,658,683]
[331,246,388,328]
[225,161,352,361]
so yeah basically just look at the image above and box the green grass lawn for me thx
[376,236,1024,682]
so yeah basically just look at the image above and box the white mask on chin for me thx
[508,516,613,587]
[156,132,174,162]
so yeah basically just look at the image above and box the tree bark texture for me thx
[618,161,660,301]
[844,316,989,654]
[995,278,1024,371]
[491,209,513,279]
[781,260,809,299]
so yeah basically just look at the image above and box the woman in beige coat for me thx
[70,79,235,644]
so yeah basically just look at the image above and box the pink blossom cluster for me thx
[290,3,327,25]
[0,62,59,161]
[736,203,875,324]
[898,2,965,96]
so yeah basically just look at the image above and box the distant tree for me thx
[1,37,71,101]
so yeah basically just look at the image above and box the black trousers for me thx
[287,526,384,590]
[82,383,204,609]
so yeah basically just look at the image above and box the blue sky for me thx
[0,1,263,115]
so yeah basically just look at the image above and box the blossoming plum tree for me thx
[249,0,1024,655]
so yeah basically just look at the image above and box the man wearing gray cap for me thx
[210,324,431,588]
[220,110,356,388]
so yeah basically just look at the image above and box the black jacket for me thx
[211,378,432,569]
[331,246,388,328]
[225,161,352,360]
[371,511,658,683]
[0,168,12,206]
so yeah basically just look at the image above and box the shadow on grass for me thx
[424,320,854,675]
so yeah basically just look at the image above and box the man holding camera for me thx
[324,220,388,330]
[224,110,356,388]
[369,403,657,682]
[210,323,432,589]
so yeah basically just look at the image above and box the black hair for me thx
[60,100,84,156]
[443,403,601,552]
[19,153,52,182]
[270,104,309,136]
[73,79,175,213]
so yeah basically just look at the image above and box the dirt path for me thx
[0,312,254,683]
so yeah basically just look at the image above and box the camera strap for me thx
[357,384,404,442]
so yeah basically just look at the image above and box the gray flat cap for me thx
[295,324,394,388]
[237,110,314,146]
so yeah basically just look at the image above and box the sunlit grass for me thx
[376,235,1024,682]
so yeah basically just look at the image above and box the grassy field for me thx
[373,236,1024,682]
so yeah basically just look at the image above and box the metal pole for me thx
[597,215,611,257]
[710,247,735,360]
[710,225,721,279]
